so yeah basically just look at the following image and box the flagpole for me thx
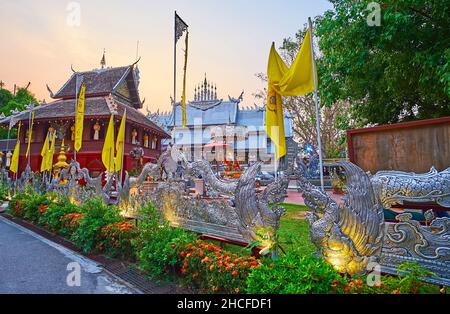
[27,104,33,168]
[120,109,126,184]
[308,17,324,191]
[74,74,78,162]
[173,11,177,134]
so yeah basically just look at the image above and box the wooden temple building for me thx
[0,61,170,177]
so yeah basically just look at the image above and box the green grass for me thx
[203,202,314,257]
[277,203,315,257]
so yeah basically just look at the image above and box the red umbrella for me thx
[203,141,230,148]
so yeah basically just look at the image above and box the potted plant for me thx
[331,171,346,195]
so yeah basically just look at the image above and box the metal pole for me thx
[74,74,78,162]
[308,17,324,191]
[173,11,177,134]
[27,104,32,167]
[120,109,126,184]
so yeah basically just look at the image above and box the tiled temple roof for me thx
[0,97,170,138]
[53,66,129,98]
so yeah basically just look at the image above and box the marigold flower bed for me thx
[177,240,262,293]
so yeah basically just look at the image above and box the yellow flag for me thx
[25,110,35,158]
[102,115,115,172]
[74,83,86,152]
[266,28,317,159]
[266,43,288,159]
[40,132,50,172]
[277,29,315,96]
[266,86,286,159]
[115,110,126,172]
[46,132,56,171]
[10,122,21,174]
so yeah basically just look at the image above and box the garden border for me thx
[0,213,189,294]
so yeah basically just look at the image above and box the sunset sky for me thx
[0,0,332,113]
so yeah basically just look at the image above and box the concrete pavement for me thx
[0,215,139,294]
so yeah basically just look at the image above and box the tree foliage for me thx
[0,87,37,116]
[0,87,38,139]
[316,0,450,125]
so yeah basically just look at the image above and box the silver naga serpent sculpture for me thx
[184,159,289,245]
[296,161,385,275]
[370,167,450,209]
[117,146,187,205]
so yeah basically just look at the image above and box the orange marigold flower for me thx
[231,270,238,277]
[392,289,400,294]
[201,257,211,264]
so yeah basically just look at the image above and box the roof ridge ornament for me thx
[228,90,244,104]
[100,49,106,69]
[46,84,54,98]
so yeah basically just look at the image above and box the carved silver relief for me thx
[370,167,450,208]
[381,214,450,286]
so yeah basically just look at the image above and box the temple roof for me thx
[172,100,239,126]
[154,103,293,137]
[52,65,142,109]
[0,97,170,138]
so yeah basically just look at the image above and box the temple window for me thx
[143,133,149,148]
[90,120,105,140]
[131,128,138,145]
[152,136,158,150]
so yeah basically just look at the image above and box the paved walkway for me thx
[0,216,138,294]
[284,189,344,205]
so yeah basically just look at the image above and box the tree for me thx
[254,28,354,158]
[316,0,450,125]
[0,87,36,116]
[0,86,38,139]
[0,89,13,108]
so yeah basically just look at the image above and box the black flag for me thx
[175,12,188,43]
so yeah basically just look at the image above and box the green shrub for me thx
[245,253,345,294]
[38,198,81,236]
[135,202,196,281]
[341,262,441,294]
[97,221,139,260]
[8,190,56,224]
[0,181,10,201]
[8,192,28,217]
[177,240,260,294]
[71,197,123,253]
[395,262,438,294]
